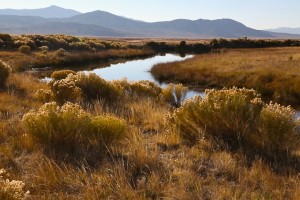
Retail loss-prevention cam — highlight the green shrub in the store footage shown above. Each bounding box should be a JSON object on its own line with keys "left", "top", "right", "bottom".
{"left": 22, "top": 102, "right": 127, "bottom": 159}
{"left": 75, "top": 72, "right": 121, "bottom": 102}
{"left": 18, "top": 45, "right": 31, "bottom": 54}
{"left": 171, "top": 87, "right": 300, "bottom": 159}
{"left": 50, "top": 70, "right": 76, "bottom": 80}
{"left": 0, "top": 61, "right": 12, "bottom": 88}
{"left": 161, "top": 83, "right": 188, "bottom": 107}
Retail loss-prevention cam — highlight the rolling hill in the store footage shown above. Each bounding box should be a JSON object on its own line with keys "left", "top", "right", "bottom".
{"left": 0, "top": 6, "right": 298, "bottom": 38}
{"left": 0, "top": 5, "right": 81, "bottom": 18}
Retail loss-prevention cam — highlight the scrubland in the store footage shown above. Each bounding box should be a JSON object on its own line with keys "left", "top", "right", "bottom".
{"left": 0, "top": 64, "right": 299, "bottom": 199}
{"left": 0, "top": 35, "right": 300, "bottom": 199}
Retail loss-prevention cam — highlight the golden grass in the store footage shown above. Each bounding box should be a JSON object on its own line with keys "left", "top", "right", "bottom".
{"left": 151, "top": 47, "right": 300, "bottom": 107}
{"left": 0, "top": 65, "right": 299, "bottom": 199}
{"left": 0, "top": 48, "right": 155, "bottom": 72}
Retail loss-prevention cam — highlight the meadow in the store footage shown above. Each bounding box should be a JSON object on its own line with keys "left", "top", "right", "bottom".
{"left": 152, "top": 47, "right": 300, "bottom": 107}
{"left": 0, "top": 34, "right": 299, "bottom": 199}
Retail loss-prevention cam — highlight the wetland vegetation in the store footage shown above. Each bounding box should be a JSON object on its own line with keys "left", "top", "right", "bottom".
{"left": 0, "top": 34, "right": 300, "bottom": 199}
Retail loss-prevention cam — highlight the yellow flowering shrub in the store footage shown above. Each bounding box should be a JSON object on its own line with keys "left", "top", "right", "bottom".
{"left": 49, "top": 76, "right": 82, "bottom": 104}
{"left": 112, "top": 79, "right": 161, "bottom": 98}
{"left": 258, "top": 103, "right": 300, "bottom": 155}
{"left": 74, "top": 72, "right": 121, "bottom": 102}
{"left": 0, "top": 169, "right": 30, "bottom": 200}
{"left": 50, "top": 70, "right": 76, "bottom": 80}
{"left": 171, "top": 87, "right": 300, "bottom": 158}
{"left": 22, "top": 102, "right": 127, "bottom": 159}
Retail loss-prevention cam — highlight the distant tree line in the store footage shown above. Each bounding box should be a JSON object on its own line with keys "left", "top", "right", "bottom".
{"left": 1, "top": 33, "right": 300, "bottom": 54}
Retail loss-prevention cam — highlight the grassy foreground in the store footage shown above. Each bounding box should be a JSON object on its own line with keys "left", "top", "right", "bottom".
{"left": 151, "top": 47, "right": 300, "bottom": 107}
{"left": 0, "top": 60, "right": 299, "bottom": 199}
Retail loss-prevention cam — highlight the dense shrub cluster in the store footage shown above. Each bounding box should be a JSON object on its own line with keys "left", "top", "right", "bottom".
{"left": 37, "top": 71, "right": 122, "bottom": 104}
{"left": 0, "top": 60, "right": 12, "bottom": 88}
{"left": 171, "top": 88, "right": 300, "bottom": 159}
{"left": 0, "top": 34, "right": 134, "bottom": 51}
{"left": 22, "top": 102, "right": 127, "bottom": 159}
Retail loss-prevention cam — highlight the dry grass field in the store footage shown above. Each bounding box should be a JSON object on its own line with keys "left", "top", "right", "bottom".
{"left": 152, "top": 47, "right": 300, "bottom": 107}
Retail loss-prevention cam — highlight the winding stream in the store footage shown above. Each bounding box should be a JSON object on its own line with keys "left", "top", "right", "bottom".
{"left": 84, "top": 54, "right": 205, "bottom": 99}
{"left": 41, "top": 53, "right": 300, "bottom": 117}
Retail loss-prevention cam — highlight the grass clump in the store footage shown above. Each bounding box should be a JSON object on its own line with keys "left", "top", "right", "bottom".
{"left": 22, "top": 102, "right": 127, "bottom": 161}
{"left": 161, "top": 83, "right": 188, "bottom": 107}
{"left": 171, "top": 87, "right": 300, "bottom": 160}
{"left": 0, "top": 61, "right": 12, "bottom": 89}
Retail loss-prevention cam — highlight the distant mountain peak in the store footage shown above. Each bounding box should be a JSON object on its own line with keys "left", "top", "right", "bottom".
{"left": 0, "top": 5, "right": 81, "bottom": 18}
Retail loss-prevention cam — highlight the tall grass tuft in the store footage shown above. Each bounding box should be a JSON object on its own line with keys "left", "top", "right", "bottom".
{"left": 22, "top": 102, "right": 127, "bottom": 161}
{"left": 161, "top": 83, "right": 188, "bottom": 107}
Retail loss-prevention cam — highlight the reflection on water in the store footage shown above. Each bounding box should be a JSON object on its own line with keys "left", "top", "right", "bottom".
{"left": 86, "top": 54, "right": 205, "bottom": 98}
{"left": 89, "top": 54, "right": 191, "bottom": 82}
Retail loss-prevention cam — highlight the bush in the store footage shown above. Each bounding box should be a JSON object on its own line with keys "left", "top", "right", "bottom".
{"left": 18, "top": 45, "right": 31, "bottom": 54}
{"left": 113, "top": 79, "right": 161, "bottom": 99}
{"left": 75, "top": 72, "right": 121, "bottom": 102}
{"left": 258, "top": 103, "right": 300, "bottom": 155}
{"left": 0, "top": 61, "right": 12, "bottom": 88}
{"left": 22, "top": 102, "right": 127, "bottom": 160}
{"left": 35, "top": 89, "right": 54, "bottom": 103}
{"left": 171, "top": 88, "right": 300, "bottom": 159}
{"left": 0, "top": 169, "right": 30, "bottom": 200}
{"left": 50, "top": 70, "right": 76, "bottom": 80}
{"left": 161, "top": 83, "right": 188, "bottom": 107}
{"left": 172, "top": 88, "right": 263, "bottom": 145}
{"left": 56, "top": 48, "right": 66, "bottom": 57}
{"left": 49, "top": 76, "right": 81, "bottom": 104}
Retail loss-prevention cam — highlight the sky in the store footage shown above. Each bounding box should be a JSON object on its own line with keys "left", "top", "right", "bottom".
{"left": 0, "top": 0, "right": 299, "bottom": 29}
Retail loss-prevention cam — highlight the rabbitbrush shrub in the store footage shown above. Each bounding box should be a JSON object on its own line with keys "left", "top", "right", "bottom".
{"left": 172, "top": 88, "right": 264, "bottom": 146}
{"left": 22, "top": 102, "right": 127, "bottom": 159}
{"left": 258, "top": 103, "right": 300, "bottom": 155}
{"left": 74, "top": 72, "right": 121, "bottom": 102}
{"left": 171, "top": 87, "right": 300, "bottom": 158}
{"left": 50, "top": 70, "right": 76, "bottom": 80}
{"left": 49, "top": 76, "right": 81, "bottom": 104}
{"left": 113, "top": 79, "right": 162, "bottom": 98}
{"left": 0, "top": 61, "right": 12, "bottom": 88}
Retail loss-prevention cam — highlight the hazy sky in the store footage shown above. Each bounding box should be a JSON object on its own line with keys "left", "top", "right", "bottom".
{"left": 1, "top": 0, "right": 299, "bottom": 29}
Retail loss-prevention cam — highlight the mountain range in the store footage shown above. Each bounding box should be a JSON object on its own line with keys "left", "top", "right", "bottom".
{"left": 0, "top": 5, "right": 299, "bottom": 38}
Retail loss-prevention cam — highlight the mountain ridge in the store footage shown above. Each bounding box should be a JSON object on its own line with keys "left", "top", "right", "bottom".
{"left": 0, "top": 6, "right": 299, "bottom": 38}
